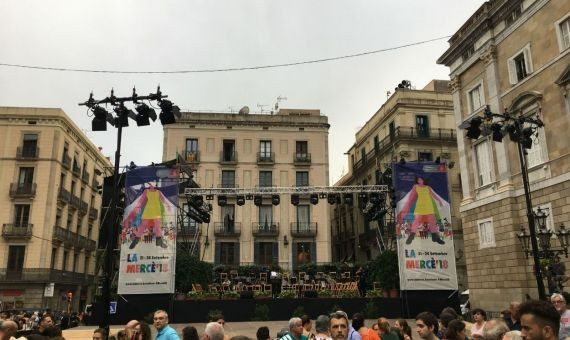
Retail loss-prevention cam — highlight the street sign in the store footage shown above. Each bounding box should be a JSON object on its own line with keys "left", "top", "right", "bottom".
{"left": 110, "top": 301, "right": 117, "bottom": 314}
{"left": 44, "top": 283, "right": 54, "bottom": 297}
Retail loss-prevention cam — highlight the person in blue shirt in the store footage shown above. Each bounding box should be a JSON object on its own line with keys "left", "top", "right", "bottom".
{"left": 154, "top": 310, "right": 180, "bottom": 340}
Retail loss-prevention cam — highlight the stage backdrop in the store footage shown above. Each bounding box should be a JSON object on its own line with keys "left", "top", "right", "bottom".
{"left": 394, "top": 163, "right": 458, "bottom": 290}
{"left": 118, "top": 166, "right": 179, "bottom": 294}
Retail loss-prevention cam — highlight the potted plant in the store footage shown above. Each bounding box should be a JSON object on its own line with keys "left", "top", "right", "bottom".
{"left": 369, "top": 250, "right": 400, "bottom": 297}
{"left": 338, "top": 290, "right": 359, "bottom": 298}
{"left": 223, "top": 291, "right": 240, "bottom": 300}
{"left": 254, "top": 291, "right": 271, "bottom": 299}
{"left": 278, "top": 290, "right": 297, "bottom": 299}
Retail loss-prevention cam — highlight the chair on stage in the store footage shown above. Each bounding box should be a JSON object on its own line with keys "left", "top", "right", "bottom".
{"left": 303, "top": 284, "right": 313, "bottom": 292}
{"left": 264, "top": 284, "right": 272, "bottom": 292}
{"left": 221, "top": 283, "right": 231, "bottom": 292}
{"left": 299, "top": 271, "right": 307, "bottom": 281}
{"left": 260, "top": 272, "right": 268, "bottom": 283}
{"left": 316, "top": 271, "right": 325, "bottom": 279}
{"left": 343, "top": 272, "right": 351, "bottom": 280}
{"left": 283, "top": 272, "right": 290, "bottom": 281}
{"left": 208, "top": 284, "right": 219, "bottom": 292}
{"left": 192, "top": 283, "right": 203, "bottom": 292}
{"left": 373, "top": 282, "right": 381, "bottom": 291}
{"left": 220, "top": 272, "right": 228, "bottom": 282}
{"left": 332, "top": 283, "right": 342, "bottom": 297}
{"left": 230, "top": 270, "right": 238, "bottom": 281}
{"left": 329, "top": 272, "right": 337, "bottom": 280}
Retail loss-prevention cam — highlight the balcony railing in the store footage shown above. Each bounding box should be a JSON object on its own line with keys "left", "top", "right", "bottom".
{"left": 89, "top": 207, "right": 98, "bottom": 220}
{"left": 70, "top": 195, "right": 81, "bottom": 210}
{"left": 213, "top": 222, "right": 241, "bottom": 237}
{"left": 219, "top": 181, "right": 236, "bottom": 188}
{"left": 79, "top": 200, "right": 89, "bottom": 215}
{"left": 9, "top": 183, "right": 36, "bottom": 198}
{"left": 81, "top": 170, "right": 90, "bottom": 184}
{"left": 257, "top": 152, "right": 275, "bottom": 165}
{"left": 294, "top": 153, "right": 311, "bottom": 165}
{"left": 53, "top": 226, "right": 75, "bottom": 246}
{"left": 72, "top": 164, "right": 81, "bottom": 177}
{"left": 252, "top": 222, "right": 279, "bottom": 237}
{"left": 62, "top": 153, "right": 71, "bottom": 170}
{"left": 2, "top": 224, "right": 33, "bottom": 239}
{"left": 85, "top": 239, "right": 97, "bottom": 252}
{"left": 178, "top": 226, "right": 200, "bottom": 238}
{"left": 290, "top": 222, "right": 318, "bottom": 237}
{"left": 220, "top": 151, "right": 238, "bottom": 164}
{"left": 58, "top": 188, "right": 70, "bottom": 205}
{"left": 184, "top": 150, "right": 200, "bottom": 163}
{"left": 16, "top": 146, "right": 39, "bottom": 159}
{"left": 0, "top": 268, "right": 93, "bottom": 284}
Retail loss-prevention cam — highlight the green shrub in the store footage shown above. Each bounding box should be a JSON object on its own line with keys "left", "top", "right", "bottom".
{"left": 202, "top": 291, "right": 220, "bottom": 300}
{"left": 279, "top": 290, "right": 297, "bottom": 299}
{"left": 318, "top": 290, "right": 334, "bottom": 298}
{"left": 366, "top": 290, "right": 384, "bottom": 298}
{"left": 176, "top": 250, "right": 213, "bottom": 293}
{"left": 223, "top": 291, "right": 240, "bottom": 300}
{"left": 338, "top": 290, "right": 359, "bottom": 298}
{"left": 252, "top": 304, "right": 270, "bottom": 321}
{"left": 254, "top": 291, "right": 271, "bottom": 299}
{"left": 186, "top": 291, "right": 203, "bottom": 300}
{"left": 292, "top": 306, "right": 305, "bottom": 317}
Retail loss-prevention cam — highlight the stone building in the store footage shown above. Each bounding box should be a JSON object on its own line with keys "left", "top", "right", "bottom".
{"left": 437, "top": 0, "right": 570, "bottom": 310}
{"left": 0, "top": 107, "right": 111, "bottom": 311}
{"left": 162, "top": 108, "right": 331, "bottom": 269}
{"left": 332, "top": 80, "right": 468, "bottom": 291}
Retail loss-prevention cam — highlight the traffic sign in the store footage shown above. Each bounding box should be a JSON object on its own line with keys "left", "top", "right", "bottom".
{"left": 110, "top": 301, "right": 117, "bottom": 314}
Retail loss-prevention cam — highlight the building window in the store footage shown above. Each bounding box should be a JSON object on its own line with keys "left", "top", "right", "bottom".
{"left": 22, "top": 134, "right": 38, "bottom": 157}
{"left": 255, "top": 242, "right": 277, "bottom": 266}
{"left": 477, "top": 218, "right": 496, "bottom": 249}
{"left": 508, "top": 44, "right": 533, "bottom": 85}
{"left": 221, "top": 170, "right": 235, "bottom": 188}
{"left": 259, "top": 205, "right": 273, "bottom": 227}
{"left": 505, "top": 4, "right": 522, "bottom": 26}
{"left": 259, "top": 171, "right": 272, "bottom": 187}
{"left": 474, "top": 140, "right": 492, "bottom": 187}
{"left": 73, "top": 253, "right": 79, "bottom": 272}
{"left": 525, "top": 124, "right": 546, "bottom": 169}
{"left": 297, "top": 205, "right": 310, "bottom": 226}
{"left": 468, "top": 84, "right": 484, "bottom": 112}
{"left": 221, "top": 205, "right": 235, "bottom": 230}
{"left": 222, "top": 140, "right": 236, "bottom": 161}
{"left": 62, "top": 250, "right": 69, "bottom": 271}
{"left": 181, "top": 204, "right": 199, "bottom": 232}
{"left": 373, "top": 136, "right": 379, "bottom": 154}
{"left": 416, "top": 115, "right": 429, "bottom": 137}
{"left": 56, "top": 209, "right": 62, "bottom": 227}
{"left": 296, "top": 171, "right": 309, "bottom": 187}
{"left": 294, "top": 242, "right": 314, "bottom": 267}
{"left": 418, "top": 152, "right": 433, "bottom": 162}
{"left": 77, "top": 215, "right": 83, "bottom": 234}
{"left": 13, "top": 205, "right": 30, "bottom": 226}
{"left": 556, "top": 15, "right": 570, "bottom": 51}
{"left": 7, "top": 246, "right": 25, "bottom": 273}
{"left": 67, "top": 212, "right": 73, "bottom": 230}
{"left": 217, "top": 242, "right": 238, "bottom": 265}
{"left": 18, "top": 167, "right": 34, "bottom": 187}
{"left": 296, "top": 141, "right": 308, "bottom": 158}
{"left": 462, "top": 45, "right": 475, "bottom": 61}
{"left": 360, "top": 148, "right": 366, "bottom": 162}
{"left": 84, "top": 255, "right": 90, "bottom": 274}
{"left": 185, "top": 138, "right": 198, "bottom": 161}
{"left": 260, "top": 140, "right": 272, "bottom": 159}
{"left": 389, "top": 121, "right": 396, "bottom": 140}
{"left": 50, "top": 248, "right": 57, "bottom": 269}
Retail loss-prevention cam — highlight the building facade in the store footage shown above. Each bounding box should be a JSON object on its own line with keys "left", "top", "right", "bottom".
{"left": 0, "top": 107, "right": 111, "bottom": 311}
{"left": 163, "top": 108, "right": 331, "bottom": 269}
{"left": 332, "top": 80, "right": 468, "bottom": 291}
{"left": 438, "top": 0, "right": 570, "bottom": 310}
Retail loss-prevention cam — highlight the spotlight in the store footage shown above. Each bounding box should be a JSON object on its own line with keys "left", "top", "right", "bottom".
{"left": 464, "top": 116, "right": 483, "bottom": 139}
{"left": 272, "top": 195, "right": 280, "bottom": 206}
{"left": 236, "top": 195, "right": 245, "bottom": 206}
{"left": 131, "top": 103, "right": 157, "bottom": 127}
{"left": 319, "top": 193, "right": 327, "bottom": 199}
{"left": 399, "top": 157, "right": 406, "bottom": 164}
{"left": 343, "top": 193, "right": 353, "bottom": 205}
{"left": 327, "top": 194, "right": 337, "bottom": 205}
{"left": 491, "top": 123, "right": 505, "bottom": 142}
{"left": 206, "top": 194, "right": 214, "bottom": 201}
{"left": 158, "top": 99, "right": 181, "bottom": 125}
{"left": 193, "top": 195, "right": 204, "bottom": 206}
{"left": 291, "top": 194, "right": 300, "bottom": 206}
{"left": 113, "top": 105, "right": 132, "bottom": 128}
{"left": 310, "top": 194, "right": 319, "bottom": 205}
{"left": 254, "top": 195, "right": 263, "bottom": 206}
{"left": 91, "top": 106, "right": 115, "bottom": 131}
{"left": 246, "top": 194, "right": 253, "bottom": 201}
{"left": 218, "top": 195, "right": 227, "bottom": 206}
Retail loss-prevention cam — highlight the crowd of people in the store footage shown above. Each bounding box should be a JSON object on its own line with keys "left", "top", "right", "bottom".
{"left": 2, "top": 296, "right": 570, "bottom": 340}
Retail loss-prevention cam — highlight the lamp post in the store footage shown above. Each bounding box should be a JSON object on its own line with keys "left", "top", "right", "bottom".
{"left": 79, "top": 87, "right": 180, "bottom": 334}
{"left": 460, "top": 106, "right": 549, "bottom": 299}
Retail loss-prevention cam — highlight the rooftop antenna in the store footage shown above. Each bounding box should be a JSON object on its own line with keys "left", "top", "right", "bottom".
{"left": 386, "top": 91, "right": 391, "bottom": 99}
{"left": 274, "top": 96, "right": 288, "bottom": 111}
{"left": 257, "top": 104, "right": 268, "bottom": 114}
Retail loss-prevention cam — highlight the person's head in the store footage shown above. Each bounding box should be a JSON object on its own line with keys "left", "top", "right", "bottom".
{"left": 153, "top": 310, "right": 169, "bottom": 331}
{"left": 510, "top": 302, "right": 521, "bottom": 321}
{"left": 519, "top": 300, "right": 560, "bottom": 340}
{"left": 204, "top": 322, "right": 225, "bottom": 340}
{"left": 42, "top": 326, "right": 62, "bottom": 337}
{"left": 315, "top": 315, "right": 330, "bottom": 335}
{"left": 441, "top": 307, "right": 458, "bottom": 319}
{"left": 444, "top": 320, "right": 465, "bottom": 340}
{"left": 93, "top": 328, "right": 108, "bottom": 340}
{"left": 394, "top": 319, "right": 410, "bottom": 334}
{"left": 415, "top": 177, "right": 426, "bottom": 185}
{"left": 39, "top": 315, "right": 53, "bottom": 330}
{"left": 301, "top": 315, "right": 312, "bottom": 332}
{"left": 183, "top": 326, "right": 199, "bottom": 340}
{"left": 256, "top": 326, "right": 270, "bottom": 340}
{"left": 351, "top": 313, "right": 364, "bottom": 331}
{"left": 289, "top": 317, "right": 304, "bottom": 337}
{"left": 482, "top": 319, "right": 509, "bottom": 340}
{"left": 126, "top": 319, "right": 139, "bottom": 330}
{"left": 137, "top": 321, "right": 152, "bottom": 340}
{"left": 550, "top": 293, "right": 567, "bottom": 314}
{"left": 472, "top": 308, "right": 488, "bottom": 322}
{"left": 117, "top": 330, "right": 128, "bottom": 340}
{"left": 377, "top": 318, "right": 391, "bottom": 335}
{"left": 439, "top": 312, "right": 456, "bottom": 330}
{"left": 415, "top": 312, "right": 438, "bottom": 339}
{"left": 503, "top": 331, "right": 523, "bottom": 340}
{"left": 372, "top": 324, "right": 379, "bottom": 332}
{"left": 329, "top": 311, "right": 349, "bottom": 340}
{"left": 0, "top": 320, "right": 18, "bottom": 339}
{"left": 230, "top": 337, "right": 252, "bottom": 340}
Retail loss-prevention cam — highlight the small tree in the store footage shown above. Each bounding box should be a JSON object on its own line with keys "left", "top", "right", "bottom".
{"left": 175, "top": 249, "right": 213, "bottom": 293}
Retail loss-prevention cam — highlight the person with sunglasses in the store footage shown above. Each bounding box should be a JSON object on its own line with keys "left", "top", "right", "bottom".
{"left": 550, "top": 293, "right": 570, "bottom": 340}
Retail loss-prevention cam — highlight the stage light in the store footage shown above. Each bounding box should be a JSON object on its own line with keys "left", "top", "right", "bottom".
{"left": 464, "top": 116, "right": 483, "bottom": 139}
{"left": 218, "top": 195, "right": 227, "bottom": 206}
{"left": 343, "top": 193, "right": 353, "bottom": 205}
{"left": 113, "top": 105, "right": 132, "bottom": 128}
{"left": 246, "top": 194, "right": 253, "bottom": 200}
{"left": 194, "top": 195, "right": 203, "bottom": 206}
{"left": 159, "top": 99, "right": 181, "bottom": 125}
{"left": 236, "top": 195, "right": 245, "bottom": 206}
{"left": 91, "top": 106, "right": 115, "bottom": 131}
{"left": 291, "top": 194, "right": 300, "bottom": 206}
{"left": 254, "top": 195, "right": 263, "bottom": 206}
{"left": 130, "top": 103, "right": 157, "bottom": 127}
{"left": 369, "top": 192, "right": 380, "bottom": 205}
{"left": 358, "top": 192, "right": 368, "bottom": 209}
{"left": 272, "top": 195, "right": 280, "bottom": 206}
{"left": 491, "top": 123, "right": 505, "bottom": 142}
{"left": 310, "top": 194, "right": 319, "bottom": 205}
{"left": 319, "top": 193, "right": 327, "bottom": 199}
{"left": 327, "top": 194, "right": 337, "bottom": 205}
{"left": 206, "top": 194, "right": 214, "bottom": 201}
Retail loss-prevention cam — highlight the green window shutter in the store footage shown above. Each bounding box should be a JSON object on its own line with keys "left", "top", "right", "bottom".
{"left": 234, "top": 242, "right": 240, "bottom": 266}
{"left": 272, "top": 242, "right": 279, "bottom": 266}
{"left": 310, "top": 242, "right": 317, "bottom": 264}
{"left": 254, "top": 242, "right": 260, "bottom": 265}
{"left": 215, "top": 242, "right": 221, "bottom": 265}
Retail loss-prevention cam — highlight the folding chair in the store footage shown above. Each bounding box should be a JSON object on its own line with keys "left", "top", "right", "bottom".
{"left": 264, "top": 284, "right": 272, "bottom": 292}
{"left": 220, "top": 272, "right": 228, "bottom": 282}
{"left": 260, "top": 272, "right": 268, "bottom": 283}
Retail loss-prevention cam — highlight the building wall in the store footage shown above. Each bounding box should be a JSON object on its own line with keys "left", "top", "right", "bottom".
{"left": 0, "top": 107, "right": 111, "bottom": 310}
{"left": 163, "top": 109, "right": 331, "bottom": 269}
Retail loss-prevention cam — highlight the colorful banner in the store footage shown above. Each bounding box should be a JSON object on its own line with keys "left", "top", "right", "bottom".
{"left": 394, "top": 163, "right": 458, "bottom": 290}
{"left": 118, "top": 166, "right": 179, "bottom": 294}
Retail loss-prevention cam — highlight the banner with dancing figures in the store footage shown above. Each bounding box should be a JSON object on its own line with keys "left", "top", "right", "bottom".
{"left": 118, "top": 166, "right": 179, "bottom": 294}
{"left": 394, "top": 163, "right": 458, "bottom": 290}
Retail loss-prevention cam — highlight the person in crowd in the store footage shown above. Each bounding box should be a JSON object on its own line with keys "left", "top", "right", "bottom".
{"left": 0, "top": 320, "right": 18, "bottom": 340}
{"left": 329, "top": 311, "right": 349, "bottom": 340}
{"left": 347, "top": 314, "right": 362, "bottom": 340}
{"left": 481, "top": 319, "right": 509, "bottom": 340}
{"left": 135, "top": 322, "right": 152, "bottom": 340}
{"left": 506, "top": 302, "right": 522, "bottom": 331}
{"left": 116, "top": 330, "right": 128, "bottom": 340}
{"left": 415, "top": 312, "right": 439, "bottom": 340}
{"left": 377, "top": 318, "right": 398, "bottom": 340}
{"left": 302, "top": 315, "right": 315, "bottom": 339}
{"left": 352, "top": 313, "right": 378, "bottom": 340}
{"left": 183, "top": 326, "right": 199, "bottom": 340}
{"left": 125, "top": 320, "right": 140, "bottom": 340}
{"left": 204, "top": 322, "right": 225, "bottom": 340}
{"left": 438, "top": 312, "right": 457, "bottom": 339}
{"left": 277, "top": 328, "right": 290, "bottom": 339}
{"left": 550, "top": 293, "right": 570, "bottom": 340}
{"left": 37, "top": 315, "right": 53, "bottom": 335}
{"left": 256, "top": 326, "right": 270, "bottom": 340}
{"left": 42, "top": 326, "right": 63, "bottom": 338}
{"left": 229, "top": 337, "right": 252, "bottom": 340}
{"left": 281, "top": 317, "right": 307, "bottom": 340}
{"left": 393, "top": 320, "right": 411, "bottom": 340}
{"left": 153, "top": 310, "right": 179, "bottom": 340}
{"left": 503, "top": 331, "right": 522, "bottom": 340}
{"left": 93, "top": 328, "right": 107, "bottom": 340}
{"left": 471, "top": 309, "right": 488, "bottom": 339}
{"left": 444, "top": 320, "right": 466, "bottom": 340}
{"left": 519, "top": 300, "right": 560, "bottom": 340}
{"left": 314, "top": 315, "right": 332, "bottom": 340}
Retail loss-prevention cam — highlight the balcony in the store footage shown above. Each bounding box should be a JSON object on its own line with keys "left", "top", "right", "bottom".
{"left": 220, "top": 151, "right": 238, "bottom": 165}
{"left": 72, "top": 164, "right": 81, "bottom": 177}
{"left": 76, "top": 235, "right": 88, "bottom": 249}
{"left": 293, "top": 153, "right": 311, "bottom": 166}
{"left": 85, "top": 239, "right": 97, "bottom": 252}
{"left": 178, "top": 226, "right": 201, "bottom": 238}
{"left": 70, "top": 195, "right": 81, "bottom": 210}
{"left": 9, "top": 183, "right": 36, "bottom": 198}
{"left": 256, "top": 152, "right": 275, "bottom": 165}
{"left": 0, "top": 268, "right": 92, "bottom": 284}
{"left": 184, "top": 150, "right": 200, "bottom": 163}
{"left": 53, "top": 226, "right": 75, "bottom": 247}
{"left": 57, "top": 188, "right": 70, "bottom": 205}
{"left": 290, "top": 222, "right": 318, "bottom": 237}
{"left": 89, "top": 207, "right": 98, "bottom": 220}
{"left": 252, "top": 222, "right": 279, "bottom": 237}
{"left": 16, "top": 146, "right": 39, "bottom": 160}
{"left": 214, "top": 222, "right": 241, "bottom": 237}
{"left": 2, "top": 224, "right": 33, "bottom": 239}
{"left": 81, "top": 170, "right": 90, "bottom": 184}
{"left": 62, "top": 153, "right": 71, "bottom": 170}
{"left": 79, "top": 200, "right": 89, "bottom": 215}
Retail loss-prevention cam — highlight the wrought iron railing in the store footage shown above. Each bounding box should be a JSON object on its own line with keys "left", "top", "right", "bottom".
{"left": 252, "top": 222, "right": 279, "bottom": 236}
{"left": 2, "top": 224, "right": 33, "bottom": 238}
{"left": 9, "top": 183, "right": 36, "bottom": 198}
{"left": 290, "top": 222, "right": 318, "bottom": 237}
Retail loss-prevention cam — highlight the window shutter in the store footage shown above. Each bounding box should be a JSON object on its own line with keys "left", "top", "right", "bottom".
{"left": 215, "top": 242, "right": 221, "bottom": 265}
{"left": 254, "top": 242, "right": 260, "bottom": 265}
{"left": 523, "top": 46, "right": 533, "bottom": 73}
{"left": 310, "top": 243, "right": 317, "bottom": 264}
{"left": 508, "top": 59, "right": 518, "bottom": 85}
{"left": 272, "top": 242, "right": 279, "bottom": 266}
{"left": 234, "top": 242, "right": 240, "bottom": 266}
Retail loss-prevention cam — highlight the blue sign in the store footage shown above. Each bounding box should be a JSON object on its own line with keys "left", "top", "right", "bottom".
{"left": 110, "top": 301, "right": 117, "bottom": 314}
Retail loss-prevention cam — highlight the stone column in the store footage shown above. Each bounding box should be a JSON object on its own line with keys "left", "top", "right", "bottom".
{"left": 450, "top": 76, "right": 473, "bottom": 204}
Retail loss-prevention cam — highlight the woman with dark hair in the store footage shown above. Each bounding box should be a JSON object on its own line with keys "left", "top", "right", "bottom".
{"left": 135, "top": 321, "right": 152, "bottom": 340}
{"left": 182, "top": 326, "right": 199, "bottom": 340}
{"left": 470, "top": 308, "right": 487, "bottom": 339}
{"left": 444, "top": 320, "right": 466, "bottom": 340}
{"left": 301, "top": 315, "right": 315, "bottom": 339}
{"left": 393, "top": 319, "right": 411, "bottom": 340}
{"left": 353, "top": 313, "right": 380, "bottom": 340}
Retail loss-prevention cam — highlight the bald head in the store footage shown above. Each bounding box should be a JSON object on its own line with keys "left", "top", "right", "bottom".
{"left": 0, "top": 320, "right": 18, "bottom": 338}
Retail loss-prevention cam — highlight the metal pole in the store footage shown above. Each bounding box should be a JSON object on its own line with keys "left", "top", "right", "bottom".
{"left": 516, "top": 128, "right": 546, "bottom": 300}
{"left": 99, "top": 119, "right": 123, "bottom": 333}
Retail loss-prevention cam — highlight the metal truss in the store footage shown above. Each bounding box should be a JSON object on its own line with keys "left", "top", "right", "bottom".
{"left": 184, "top": 185, "right": 388, "bottom": 196}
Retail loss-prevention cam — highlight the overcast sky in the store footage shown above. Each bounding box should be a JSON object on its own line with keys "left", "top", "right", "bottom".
{"left": 0, "top": 0, "right": 485, "bottom": 184}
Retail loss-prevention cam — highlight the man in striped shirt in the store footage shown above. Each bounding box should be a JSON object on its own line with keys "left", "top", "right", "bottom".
{"left": 281, "top": 317, "right": 308, "bottom": 340}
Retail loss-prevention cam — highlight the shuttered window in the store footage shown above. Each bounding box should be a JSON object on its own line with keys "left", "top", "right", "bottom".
{"left": 478, "top": 218, "right": 495, "bottom": 249}
{"left": 475, "top": 140, "right": 492, "bottom": 186}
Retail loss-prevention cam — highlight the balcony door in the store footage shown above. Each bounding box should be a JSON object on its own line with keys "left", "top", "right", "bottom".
{"left": 18, "top": 167, "right": 34, "bottom": 187}
{"left": 259, "top": 205, "right": 273, "bottom": 230}
{"left": 7, "top": 246, "right": 25, "bottom": 276}
{"left": 297, "top": 205, "right": 310, "bottom": 232}
{"left": 416, "top": 115, "right": 429, "bottom": 138}
{"left": 13, "top": 205, "right": 30, "bottom": 227}
{"left": 221, "top": 205, "right": 235, "bottom": 231}
{"left": 296, "top": 141, "right": 308, "bottom": 158}
{"left": 223, "top": 140, "right": 235, "bottom": 161}
{"left": 260, "top": 140, "right": 271, "bottom": 159}
{"left": 22, "top": 134, "right": 38, "bottom": 157}
{"left": 186, "top": 138, "right": 198, "bottom": 161}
